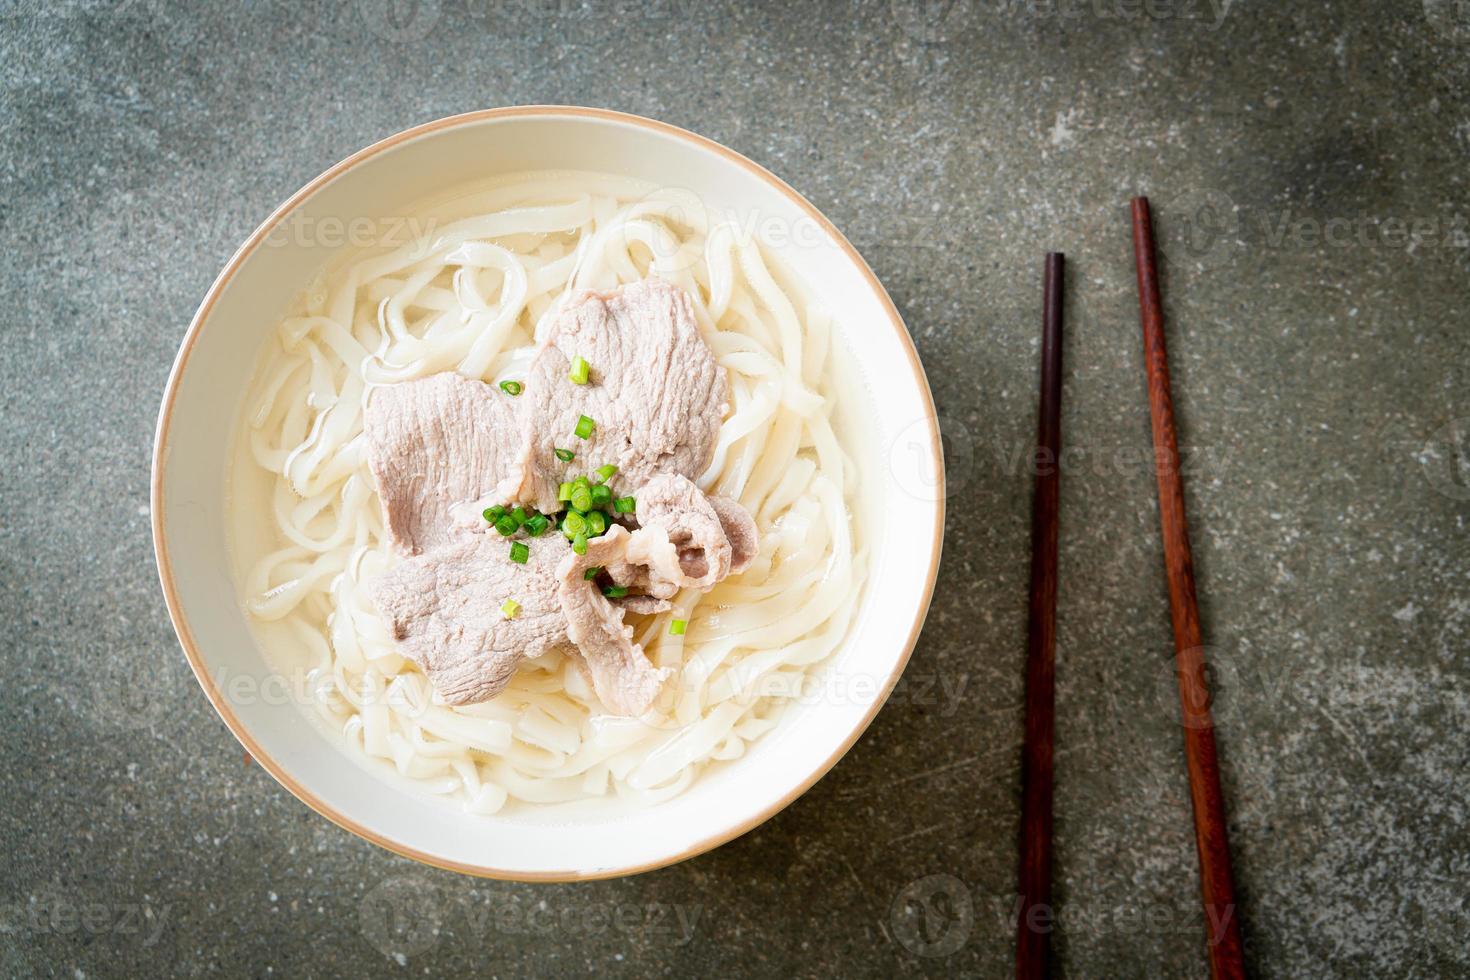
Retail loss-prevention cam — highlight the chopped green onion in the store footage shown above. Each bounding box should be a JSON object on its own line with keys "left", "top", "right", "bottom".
{"left": 614, "top": 496, "right": 636, "bottom": 514}
{"left": 570, "top": 485, "right": 594, "bottom": 513}
{"left": 500, "top": 599, "right": 520, "bottom": 619}
{"left": 483, "top": 504, "right": 505, "bottom": 522}
{"left": 558, "top": 482, "right": 574, "bottom": 502}
{"left": 562, "top": 511, "right": 588, "bottom": 536}
{"left": 574, "top": 415, "right": 595, "bottom": 440}
{"left": 592, "top": 464, "right": 618, "bottom": 484}
{"left": 524, "top": 514, "right": 550, "bottom": 537}
{"left": 590, "top": 484, "right": 612, "bottom": 508}
{"left": 572, "top": 532, "right": 588, "bottom": 556}
{"left": 602, "top": 585, "right": 630, "bottom": 598}
{"left": 572, "top": 475, "right": 591, "bottom": 490}
{"left": 494, "top": 514, "right": 518, "bottom": 537}
{"left": 554, "top": 448, "right": 575, "bottom": 463}
{"left": 511, "top": 506, "right": 529, "bottom": 526}
{"left": 586, "top": 510, "right": 608, "bottom": 536}
{"left": 509, "top": 541, "right": 529, "bottom": 564}
{"left": 669, "top": 619, "right": 688, "bottom": 636}
{"left": 569, "top": 355, "right": 591, "bottom": 385}
{"left": 583, "top": 566, "right": 602, "bottom": 581}
{"left": 498, "top": 380, "right": 523, "bottom": 397}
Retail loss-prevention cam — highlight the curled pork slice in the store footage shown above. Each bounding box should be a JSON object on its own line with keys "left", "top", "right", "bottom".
{"left": 364, "top": 372, "right": 520, "bottom": 555}
{"left": 556, "top": 526, "right": 674, "bottom": 716}
{"left": 612, "top": 594, "right": 672, "bottom": 616}
{"left": 607, "top": 474, "right": 759, "bottom": 596}
{"left": 374, "top": 531, "right": 571, "bottom": 706}
{"left": 708, "top": 495, "right": 759, "bottom": 575}
{"left": 499, "top": 279, "right": 726, "bottom": 513}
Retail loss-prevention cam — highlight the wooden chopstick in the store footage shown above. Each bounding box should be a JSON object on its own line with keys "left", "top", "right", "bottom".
{"left": 1017, "top": 252, "right": 1064, "bottom": 980}
{"left": 1129, "top": 197, "right": 1246, "bottom": 980}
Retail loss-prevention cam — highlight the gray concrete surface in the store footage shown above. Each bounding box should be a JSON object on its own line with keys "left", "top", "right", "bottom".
{"left": 3, "top": 0, "right": 1469, "bottom": 976}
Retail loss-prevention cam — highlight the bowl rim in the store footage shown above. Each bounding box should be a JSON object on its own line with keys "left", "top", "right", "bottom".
{"left": 151, "top": 105, "right": 945, "bottom": 881}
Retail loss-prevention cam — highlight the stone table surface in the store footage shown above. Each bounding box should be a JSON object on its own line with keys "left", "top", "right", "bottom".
{"left": 3, "top": 1, "right": 1468, "bottom": 977}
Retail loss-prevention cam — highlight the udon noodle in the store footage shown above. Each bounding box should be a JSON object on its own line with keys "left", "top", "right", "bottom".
{"left": 235, "top": 172, "right": 866, "bottom": 812}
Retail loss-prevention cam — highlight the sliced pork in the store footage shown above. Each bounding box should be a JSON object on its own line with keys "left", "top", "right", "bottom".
{"left": 497, "top": 279, "right": 726, "bottom": 513}
{"left": 364, "top": 372, "right": 521, "bottom": 555}
{"left": 374, "top": 531, "right": 572, "bottom": 705}
{"left": 366, "top": 280, "right": 758, "bottom": 716}
{"left": 556, "top": 527, "right": 674, "bottom": 716}
{"left": 612, "top": 594, "right": 672, "bottom": 616}
{"left": 607, "top": 474, "right": 759, "bottom": 596}
{"left": 709, "top": 495, "right": 759, "bottom": 575}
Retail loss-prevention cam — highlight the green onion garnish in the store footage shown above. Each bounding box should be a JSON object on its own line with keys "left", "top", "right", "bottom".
{"left": 524, "top": 514, "right": 550, "bottom": 537}
{"left": 483, "top": 504, "right": 505, "bottom": 522}
{"left": 511, "top": 506, "right": 529, "bottom": 527}
{"left": 501, "top": 599, "right": 520, "bottom": 619}
{"left": 554, "top": 448, "right": 575, "bottom": 463}
{"left": 494, "top": 514, "right": 518, "bottom": 537}
{"left": 572, "top": 475, "right": 591, "bottom": 489}
{"left": 558, "top": 482, "right": 574, "bottom": 502}
{"left": 586, "top": 510, "right": 607, "bottom": 536}
{"left": 592, "top": 464, "right": 617, "bottom": 484}
{"left": 574, "top": 415, "right": 595, "bottom": 440}
{"left": 602, "top": 585, "right": 629, "bottom": 598}
{"left": 669, "top": 619, "right": 687, "bottom": 636}
{"left": 498, "top": 380, "right": 523, "bottom": 397}
{"left": 590, "top": 484, "right": 612, "bottom": 508}
{"left": 509, "top": 541, "right": 529, "bottom": 564}
{"left": 614, "top": 496, "right": 636, "bottom": 514}
{"left": 570, "top": 485, "right": 594, "bottom": 513}
{"left": 562, "top": 511, "right": 588, "bottom": 537}
{"left": 569, "top": 355, "right": 591, "bottom": 385}
{"left": 583, "top": 566, "right": 602, "bottom": 581}
{"left": 572, "top": 532, "right": 588, "bottom": 556}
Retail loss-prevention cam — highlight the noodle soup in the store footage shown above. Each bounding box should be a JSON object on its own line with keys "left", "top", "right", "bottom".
{"left": 231, "top": 172, "right": 868, "bottom": 814}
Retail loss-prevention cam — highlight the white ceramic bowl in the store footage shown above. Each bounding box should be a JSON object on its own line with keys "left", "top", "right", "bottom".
{"left": 153, "top": 107, "right": 943, "bottom": 880}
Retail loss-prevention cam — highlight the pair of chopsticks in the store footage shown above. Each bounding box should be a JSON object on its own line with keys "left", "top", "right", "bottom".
{"left": 1015, "top": 200, "right": 1245, "bottom": 979}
